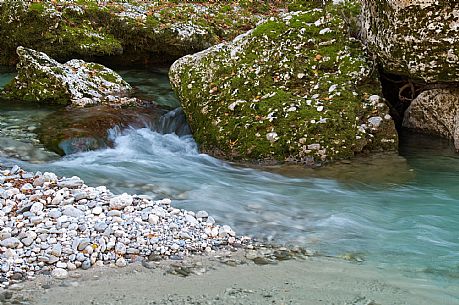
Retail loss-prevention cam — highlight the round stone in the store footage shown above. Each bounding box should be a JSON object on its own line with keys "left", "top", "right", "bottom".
{"left": 115, "top": 257, "right": 127, "bottom": 267}
{"left": 92, "top": 206, "right": 103, "bottom": 215}
{"left": 51, "top": 268, "right": 68, "bottom": 279}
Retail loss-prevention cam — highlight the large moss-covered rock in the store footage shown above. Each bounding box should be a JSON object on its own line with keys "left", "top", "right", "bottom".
{"left": 361, "top": 0, "right": 459, "bottom": 82}
{"left": 0, "top": 0, "right": 123, "bottom": 65}
{"left": 170, "top": 5, "right": 398, "bottom": 165}
{"left": 1, "top": 47, "right": 131, "bottom": 106}
{"left": 0, "top": 0, "right": 287, "bottom": 65}
{"left": 403, "top": 88, "right": 459, "bottom": 151}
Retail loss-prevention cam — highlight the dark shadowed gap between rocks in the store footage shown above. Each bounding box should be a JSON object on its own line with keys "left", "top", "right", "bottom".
{"left": 379, "top": 67, "right": 459, "bottom": 132}
{"left": 379, "top": 69, "right": 413, "bottom": 130}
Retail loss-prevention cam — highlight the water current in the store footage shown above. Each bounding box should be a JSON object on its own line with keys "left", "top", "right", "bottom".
{"left": 1, "top": 68, "right": 458, "bottom": 300}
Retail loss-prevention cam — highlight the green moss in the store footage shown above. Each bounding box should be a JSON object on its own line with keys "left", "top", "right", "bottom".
{"left": 28, "top": 2, "right": 46, "bottom": 14}
{"left": 288, "top": 0, "right": 325, "bottom": 11}
{"left": 100, "top": 71, "right": 119, "bottom": 83}
{"left": 171, "top": 2, "right": 397, "bottom": 164}
{"left": 60, "top": 24, "right": 123, "bottom": 57}
{"left": 3, "top": 76, "right": 70, "bottom": 105}
{"left": 252, "top": 20, "right": 288, "bottom": 39}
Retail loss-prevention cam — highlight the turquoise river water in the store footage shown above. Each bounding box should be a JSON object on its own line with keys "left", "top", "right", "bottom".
{"left": 1, "top": 68, "right": 458, "bottom": 302}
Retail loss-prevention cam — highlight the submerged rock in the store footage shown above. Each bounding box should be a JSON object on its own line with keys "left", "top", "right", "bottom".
{"left": 170, "top": 4, "right": 398, "bottom": 165}
{"left": 361, "top": 0, "right": 459, "bottom": 82}
{"left": 37, "top": 105, "right": 165, "bottom": 155}
{"left": 403, "top": 88, "right": 459, "bottom": 151}
{"left": 1, "top": 47, "right": 132, "bottom": 106}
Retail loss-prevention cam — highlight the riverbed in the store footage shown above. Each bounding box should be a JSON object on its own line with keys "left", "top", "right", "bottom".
{"left": 1, "top": 68, "right": 458, "bottom": 302}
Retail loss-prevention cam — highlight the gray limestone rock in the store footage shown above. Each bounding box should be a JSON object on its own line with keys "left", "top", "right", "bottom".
{"left": 361, "top": 0, "right": 459, "bottom": 82}
{"left": 403, "top": 88, "right": 459, "bottom": 150}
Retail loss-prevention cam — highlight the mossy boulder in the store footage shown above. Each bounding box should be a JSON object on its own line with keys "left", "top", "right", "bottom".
{"left": 0, "top": 0, "right": 122, "bottom": 65}
{"left": 170, "top": 4, "right": 398, "bottom": 165}
{"left": 1, "top": 47, "right": 132, "bottom": 106}
{"left": 361, "top": 0, "right": 459, "bottom": 82}
{"left": 0, "top": 0, "right": 287, "bottom": 66}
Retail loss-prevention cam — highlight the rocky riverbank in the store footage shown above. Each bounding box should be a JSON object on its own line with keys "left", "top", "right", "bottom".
{"left": 0, "top": 164, "right": 251, "bottom": 288}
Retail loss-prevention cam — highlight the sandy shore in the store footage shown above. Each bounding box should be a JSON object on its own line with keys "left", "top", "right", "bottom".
{"left": 6, "top": 251, "right": 457, "bottom": 305}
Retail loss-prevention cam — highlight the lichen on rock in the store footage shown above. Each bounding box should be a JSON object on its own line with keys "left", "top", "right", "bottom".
{"left": 361, "top": 0, "right": 459, "bottom": 82}
{"left": 170, "top": 2, "right": 398, "bottom": 165}
{"left": 1, "top": 46, "right": 132, "bottom": 106}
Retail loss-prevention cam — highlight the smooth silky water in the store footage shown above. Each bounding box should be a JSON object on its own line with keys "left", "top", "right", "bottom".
{"left": 1, "top": 69, "right": 458, "bottom": 301}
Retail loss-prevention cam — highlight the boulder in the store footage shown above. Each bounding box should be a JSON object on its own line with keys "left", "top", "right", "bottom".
{"left": 403, "top": 88, "right": 459, "bottom": 150}
{"left": 361, "top": 0, "right": 459, "bottom": 82}
{"left": 37, "top": 105, "right": 165, "bottom": 155}
{"left": 0, "top": 0, "right": 122, "bottom": 65}
{"left": 0, "top": 0, "right": 284, "bottom": 66}
{"left": 1, "top": 47, "right": 132, "bottom": 106}
{"left": 170, "top": 4, "right": 398, "bottom": 165}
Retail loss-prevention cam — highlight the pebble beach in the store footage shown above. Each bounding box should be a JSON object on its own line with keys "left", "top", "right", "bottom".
{"left": 0, "top": 164, "right": 248, "bottom": 288}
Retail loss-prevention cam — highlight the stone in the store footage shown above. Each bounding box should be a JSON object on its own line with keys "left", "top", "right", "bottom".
{"left": 94, "top": 222, "right": 108, "bottom": 233}
{"left": 221, "top": 225, "right": 235, "bottom": 237}
{"left": 63, "top": 206, "right": 85, "bottom": 219}
{"left": 51, "top": 194, "right": 64, "bottom": 206}
{"left": 170, "top": 4, "right": 398, "bottom": 165}
{"left": 47, "top": 255, "right": 59, "bottom": 264}
{"left": 185, "top": 214, "right": 198, "bottom": 226}
{"left": 51, "top": 268, "right": 68, "bottom": 279}
{"left": 30, "top": 202, "right": 44, "bottom": 214}
{"left": 196, "top": 211, "right": 208, "bottom": 219}
{"left": 92, "top": 206, "right": 103, "bottom": 215}
{"left": 51, "top": 244, "right": 62, "bottom": 257}
{"left": 67, "top": 262, "right": 77, "bottom": 271}
{"left": 72, "top": 190, "right": 88, "bottom": 201}
{"left": 115, "top": 242, "right": 127, "bottom": 255}
{"left": 148, "top": 214, "right": 159, "bottom": 225}
{"left": 109, "top": 193, "right": 133, "bottom": 210}
{"left": 77, "top": 239, "right": 91, "bottom": 251}
{"left": 20, "top": 237, "right": 34, "bottom": 247}
{"left": 48, "top": 209, "right": 62, "bottom": 219}
{"left": 20, "top": 183, "right": 33, "bottom": 192}
{"left": 58, "top": 176, "right": 84, "bottom": 188}
{"left": 361, "top": 0, "right": 459, "bottom": 82}
{"left": 33, "top": 177, "right": 45, "bottom": 187}
{"left": 115, "top": 257, "right": 127, "bottom": 267}
{"left": 403, "top": 88, "right": 459, "bottom": 150}
{"left": 81, "top": 260, "right": 91, "bottom": 270}
{"left": 56, "top": 262, "right": 67, "bottom": 269}
{"left": 1, "top": 47, "right": 132, "bottom": 106}
{"left": 0, "top": 237, "right": 21, "bottom": 248}
{"left": 43, "top": 172, "right": 58, "bottom": 182}
{"left": 107, "top": 210, "right": 122, "bottom": 217}
{"left": 10, "top": 165, "right": 20, "bottom": 174}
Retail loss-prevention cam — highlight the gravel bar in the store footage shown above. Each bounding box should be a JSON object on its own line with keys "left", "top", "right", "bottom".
{"left": 0, "top": 164, "right": 249, "bottom": 287}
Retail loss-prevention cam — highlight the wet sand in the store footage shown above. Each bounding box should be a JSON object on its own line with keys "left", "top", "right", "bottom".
{"left": 12, "top": 253, "right": 459, "bottom": 305}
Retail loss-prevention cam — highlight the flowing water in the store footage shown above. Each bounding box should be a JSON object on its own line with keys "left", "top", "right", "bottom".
{"left": 1, "top": 69, "right": 459, "bottom": 300}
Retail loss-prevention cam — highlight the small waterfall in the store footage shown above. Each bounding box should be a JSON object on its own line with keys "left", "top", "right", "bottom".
{"left": 154, "top": 107, "right": 191, "bottom": 136}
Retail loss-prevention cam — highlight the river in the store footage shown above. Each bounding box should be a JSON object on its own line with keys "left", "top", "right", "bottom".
{"left": 1, "top": 68, "right": 458, "bottom": 301}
